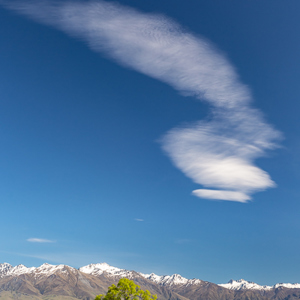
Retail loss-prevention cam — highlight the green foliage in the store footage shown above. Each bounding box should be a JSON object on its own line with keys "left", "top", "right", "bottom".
{"left": 95, "top": 278, "right": 157, "bottom": 300}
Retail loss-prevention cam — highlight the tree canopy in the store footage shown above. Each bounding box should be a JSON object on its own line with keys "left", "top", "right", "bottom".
{"left": 95, "top": 278, "right": 157, "bottom": 300}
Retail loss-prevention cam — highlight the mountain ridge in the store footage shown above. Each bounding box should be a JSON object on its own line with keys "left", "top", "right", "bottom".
{"left": 1, "top": 262, "right": 300, "bottom": 300}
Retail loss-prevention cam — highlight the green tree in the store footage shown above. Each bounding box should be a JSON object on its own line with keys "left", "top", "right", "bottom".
{"left": 95, "top": 278, "right": 157, "bottom": 300}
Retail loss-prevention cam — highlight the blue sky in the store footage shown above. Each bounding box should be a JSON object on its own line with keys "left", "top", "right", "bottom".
{"left": 1, "top": 0, "right": 300, "bottom": 286}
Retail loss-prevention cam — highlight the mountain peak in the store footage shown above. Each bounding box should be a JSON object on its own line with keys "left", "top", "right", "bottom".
{"left": 80, "top": 262, "right": 137, "bottom": 279}
{"left": 219, "top": 279, "right": 273, "bottom": 291}
{"left": 0, "top": 263, "right": 13, "bottom": 277}
{"left": 0, "top": 262, "right": 12, "bottom": 269}
{"left": 140, "top": 272, "right": 202, "bottom": 286}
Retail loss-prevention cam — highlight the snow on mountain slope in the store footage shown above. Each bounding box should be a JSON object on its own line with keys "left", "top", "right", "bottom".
{"left": 141, "top": 273, "right": 202, "bottom": 286}
{"left": 0, "top": 263, "right": 13, "bottom": 277}
{"left": 0, "top": 262, "right": 76, "bottom": 278}
{"left": 79, "top": 263, "right": 135, "bottom": 279}
{"left": 274, "top": 283, "right": 300, "bottom": 289}
{"left": 219, "top": 279, "right": 300, "bottom": 291}
{"left": 219, "top": 279, "right": 273, "bottom": 290}
{"left": 79, "top": 263, "right": 201, "bottom": 286}
{"left": 80, "top": 263, "right": 300, "bottom": 290}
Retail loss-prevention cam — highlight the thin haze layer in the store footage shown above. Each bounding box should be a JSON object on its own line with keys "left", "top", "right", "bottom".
{"left": 1, "top": 0, "right": 281, "bottom": 202}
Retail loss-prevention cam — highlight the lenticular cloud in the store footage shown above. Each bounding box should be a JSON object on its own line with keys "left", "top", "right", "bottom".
{"left": 1, "top": 0, "right": 281, "bottom": 202}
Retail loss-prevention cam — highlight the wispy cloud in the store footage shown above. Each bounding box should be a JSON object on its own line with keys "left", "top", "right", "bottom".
{"left": 27, "top": 238, "right": 55, "bottom": 243}
{"left": 0, "top": 0, "right": 281, "bottom": 202}
{"left": 134, "top": 218, "right": 144, "bottom": 222}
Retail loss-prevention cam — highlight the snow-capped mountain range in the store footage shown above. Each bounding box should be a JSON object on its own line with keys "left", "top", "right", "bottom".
{"left": 219, "top": 279, "right": 300, "bottom": 291}
{"left": 1, "top": 262, "right": 299, "bottom": 291}
{"left": 80, "top": 263, "right": 202, "bottom": 286}
{"left": 0, "top": 262, "right": 76, "bottom": 278}
{"left": 0, "top": 262, "right": 200, "bottom": 287}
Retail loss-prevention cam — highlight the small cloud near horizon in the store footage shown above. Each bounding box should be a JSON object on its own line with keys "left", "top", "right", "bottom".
{"left": 134, "top": 219, "right": 144, "bottom": 222}
{"left": 27, "top": 238, "right": 55, "bottom": 243}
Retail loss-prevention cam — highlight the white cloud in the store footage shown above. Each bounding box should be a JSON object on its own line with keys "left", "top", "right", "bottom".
{"left": 192, "top": 189, "right": 250, "bottom": 203}
{"left": 1, "top": 0, "right": 281, "bottom": 202}
{"left": 134, "top": 218, "right": 144, "bottom": 222}
{"left": 27, "top": 238, "right": 55, "bottom": 243}
{"left": 162, "top": 116, "right": 279, "bottom": 203}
